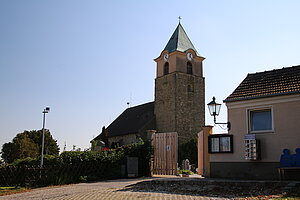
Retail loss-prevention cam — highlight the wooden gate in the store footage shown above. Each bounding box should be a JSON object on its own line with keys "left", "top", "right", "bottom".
{"left": 152, "top": 132, "right": 178, "bottom": 175}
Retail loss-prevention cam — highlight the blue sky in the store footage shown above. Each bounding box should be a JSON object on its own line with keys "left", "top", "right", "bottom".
{"left": 1, "top": 1, "right": 300, "bottom": 151}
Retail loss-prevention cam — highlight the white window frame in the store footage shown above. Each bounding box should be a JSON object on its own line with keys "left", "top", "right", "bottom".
{"left": 247, "top": 106, "right": 274, "bottom": 134}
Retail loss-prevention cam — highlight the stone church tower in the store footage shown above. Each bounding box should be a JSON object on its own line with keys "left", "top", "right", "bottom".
{"left": 154, "top": 23, "right": 205, "bottom": 144}
{"left": 92, "top": 22, "right": 205, "bottom": 150}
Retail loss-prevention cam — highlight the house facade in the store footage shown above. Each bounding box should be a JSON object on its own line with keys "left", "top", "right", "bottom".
{"left": 210, "top": 66, "right": 300, "bottom": 179}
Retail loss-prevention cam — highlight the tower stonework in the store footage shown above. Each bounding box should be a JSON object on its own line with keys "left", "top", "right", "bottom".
{"left": 154, "top": 23, "right": 205, "bottom": 144}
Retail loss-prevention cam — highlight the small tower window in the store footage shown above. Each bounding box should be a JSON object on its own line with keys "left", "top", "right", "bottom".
{"left": 187, "top": 62, "right": 193, "bottom": 75}
{"left": 164, "top": 62, "right": 169, "bottom": 75}
{"left": 188, "top": 85, "right": 193, "bottom": 92}
{"left": 187, "top": 84, "right": 194, "bottom": 93}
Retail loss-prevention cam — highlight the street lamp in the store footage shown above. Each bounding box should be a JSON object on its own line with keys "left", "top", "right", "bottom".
{"left": 207, "top": 97, "right": 231, "bottom": 131}
{"left": 41, "top": 107, "right": 50, "bottom": 167}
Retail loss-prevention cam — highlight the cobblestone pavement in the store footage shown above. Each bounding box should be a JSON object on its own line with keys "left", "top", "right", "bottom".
{"left": 0, "top": 178, "right": 231, "bottom": 200}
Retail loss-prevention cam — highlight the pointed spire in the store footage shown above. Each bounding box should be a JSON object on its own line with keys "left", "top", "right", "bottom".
{"left": 163, "top": 23, "right": 200, "bottom": 56}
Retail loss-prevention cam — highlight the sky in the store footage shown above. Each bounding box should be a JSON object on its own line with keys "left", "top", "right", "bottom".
{"left": 1, "top": 1, "right": 300, "bottom": 152}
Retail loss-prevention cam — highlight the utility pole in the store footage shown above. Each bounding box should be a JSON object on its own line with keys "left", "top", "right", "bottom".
{"left": 40, "top": 107, "right": 50, "bottom": 167}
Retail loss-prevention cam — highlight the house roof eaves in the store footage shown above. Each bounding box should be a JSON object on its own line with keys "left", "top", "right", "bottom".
{"left": 224, "top": 90, "right": 300, "bottom": 103}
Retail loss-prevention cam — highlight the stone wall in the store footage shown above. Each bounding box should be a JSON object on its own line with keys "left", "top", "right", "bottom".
{"left": 210, "top": 162, "right": 284, "bottom": 180}
{"left": 155, "top": 74, "right": 176, "bottom": 133}
{"left": 108, "top": 133, "right": 138, "bottom": 147}
{"left": 155, "top": 72, "right": 205, "bottom": 144}
{"left": 106, "top": 117, "right": 155, "bottom": 147}
{"left": 175, "top": 72, "right": 205, "bottom": 144}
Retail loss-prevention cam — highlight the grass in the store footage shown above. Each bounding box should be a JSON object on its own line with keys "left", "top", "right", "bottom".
{"left": 0, "top": 186, "right": 29, "bottom": 196}
{"left": 177, "top": 169, "right": 194, "bottom": 175}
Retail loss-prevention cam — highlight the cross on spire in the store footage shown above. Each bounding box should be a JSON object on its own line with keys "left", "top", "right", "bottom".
{"left": 178, "top": 16, "right": 182, "bottom": 23}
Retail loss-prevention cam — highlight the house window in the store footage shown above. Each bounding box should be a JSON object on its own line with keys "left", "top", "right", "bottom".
{"left": 164, "top": 62, "right": 169, "bottom": 75}
{"left": 208, "top": 134, "right": 233, "bottom": 153}
{"left": 249, "top": 108, "right": 273, "bottom": 133}
{"left": 187, "top": 62, "right": 193, "bottom": 75}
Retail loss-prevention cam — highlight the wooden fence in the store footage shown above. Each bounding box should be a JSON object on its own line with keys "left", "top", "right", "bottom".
{"left": 152, "top": 132, "right": 178, "bottom": 175}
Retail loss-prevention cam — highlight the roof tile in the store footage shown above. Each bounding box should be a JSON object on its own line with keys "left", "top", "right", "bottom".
{"left": 164, "top": 23, "right": 200, "bottom": 56}
{"left": 105, "top": 102, "right": 155, "bottom": 137}
{"left": 224, "top": 65, "right": 300, "bottom": 102}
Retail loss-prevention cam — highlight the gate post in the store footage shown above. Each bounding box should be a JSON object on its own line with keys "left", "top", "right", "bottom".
{"left": 198, "top": 126, "right": 213, "bottom": 177}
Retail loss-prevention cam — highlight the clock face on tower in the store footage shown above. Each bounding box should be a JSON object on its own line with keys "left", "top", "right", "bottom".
{"left": 187, "top": 53, "right": 193, "bottom": 61}
{"left": 163, "top": 54, "right": 169, "bottom": 62}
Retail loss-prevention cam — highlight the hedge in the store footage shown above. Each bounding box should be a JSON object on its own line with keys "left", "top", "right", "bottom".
{"left": 0, "top": 140, "right": 152, "bottom": 187}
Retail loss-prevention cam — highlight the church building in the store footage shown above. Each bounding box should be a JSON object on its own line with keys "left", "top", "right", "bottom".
{"left": 91, "top": 22, "right": 205, "bottom": 149}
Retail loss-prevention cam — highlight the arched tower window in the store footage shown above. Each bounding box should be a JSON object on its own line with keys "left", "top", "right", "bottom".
{"left": 187, "top": 85, "right": 193, "bottom": 92}
{"left": 187, "top": 62, "right": 193, "bottom": 75}
{"left": 164, "top": 62, "right": 169, "bottom": 75}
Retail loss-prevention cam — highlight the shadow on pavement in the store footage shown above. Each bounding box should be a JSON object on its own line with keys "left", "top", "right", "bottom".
{"left": 116, "top": 178, "right": 298, "bottom": 199}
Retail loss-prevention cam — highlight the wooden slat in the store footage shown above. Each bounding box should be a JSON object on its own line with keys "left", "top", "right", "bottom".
{"left": 152, "top": 132, "right": 178, "bottom": 175}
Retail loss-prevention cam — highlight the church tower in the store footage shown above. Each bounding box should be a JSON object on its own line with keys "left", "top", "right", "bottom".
{"left": 154, "top": 23, "right": 205, "bottom": 144}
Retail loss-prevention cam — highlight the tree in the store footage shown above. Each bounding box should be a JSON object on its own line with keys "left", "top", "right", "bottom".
{"left": 178, "top": 138, "right": 198, "bottom": 167}
{"left": 1, "top": 130, "right": 59, "bottom": 163}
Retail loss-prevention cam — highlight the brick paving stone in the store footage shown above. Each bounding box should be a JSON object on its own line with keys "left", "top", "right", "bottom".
{"left": 0, "top": 178, "right": 232, "bottom": 200}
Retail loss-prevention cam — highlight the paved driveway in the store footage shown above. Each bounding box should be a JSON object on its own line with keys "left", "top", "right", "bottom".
{"left": 0, "top": 178, "right": 230, "bottom": 200}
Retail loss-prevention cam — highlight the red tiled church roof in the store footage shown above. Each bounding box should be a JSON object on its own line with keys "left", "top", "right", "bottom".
{"left": 224, "top": 65, "right": 300, "bottom": 102}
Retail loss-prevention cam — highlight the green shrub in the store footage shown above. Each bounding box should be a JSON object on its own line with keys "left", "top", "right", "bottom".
{"left": 0, "top": 139, "right": 152, "bottom": 187}
{"left": 178, "top": 169, "right": 194, "bottom": 175}
{"left": 178, "top": 138, "right": 197, "bottom": 166}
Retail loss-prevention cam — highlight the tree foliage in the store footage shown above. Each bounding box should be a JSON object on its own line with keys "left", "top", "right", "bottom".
{"left": 178, "top": 137, "right": 198, "bottom": 166}
{"left": 0, "top": 140, "right": 152, "bottom": 187}
{"left": 1, "top": 130, "right": 59, "bottom": 163}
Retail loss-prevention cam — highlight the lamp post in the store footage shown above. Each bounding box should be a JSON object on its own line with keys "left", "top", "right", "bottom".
{"left": 207, "top": 97, "right": 231, "bottom": 131}
{"left": 41, "top": 107, "right": 50, "bottom": 167}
